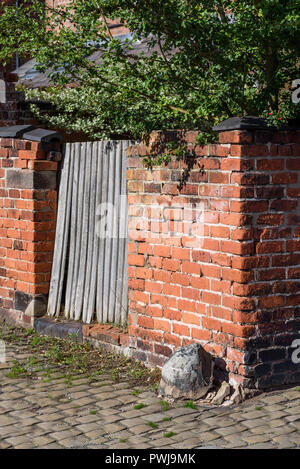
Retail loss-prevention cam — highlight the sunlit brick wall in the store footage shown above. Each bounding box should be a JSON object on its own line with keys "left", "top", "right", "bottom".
{"left": 127, "top": 128, "right": 300, "bottom": 389}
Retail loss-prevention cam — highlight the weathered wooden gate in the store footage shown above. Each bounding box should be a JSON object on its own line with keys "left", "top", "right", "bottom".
{"left": 48, "top": 140, "right": 131, "bottom": 325}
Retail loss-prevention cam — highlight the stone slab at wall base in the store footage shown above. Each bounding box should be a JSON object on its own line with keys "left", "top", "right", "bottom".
{"left": 126, "top": 120, "right": 300, "bottom": 390}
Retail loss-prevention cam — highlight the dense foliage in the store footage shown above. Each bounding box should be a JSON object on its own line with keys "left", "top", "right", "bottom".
{"left": 0, "top": 0, "right": 299, "bottom": 140}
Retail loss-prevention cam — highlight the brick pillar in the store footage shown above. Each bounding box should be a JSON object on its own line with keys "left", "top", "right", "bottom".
{"left": 127, "top": 118, "right": 300, "bottom": 389}
{"left": 0, "top": 125, "right": 62, "bottom": 326}
{"left": 0, "top": 67, "right": 24, "bottom": 126}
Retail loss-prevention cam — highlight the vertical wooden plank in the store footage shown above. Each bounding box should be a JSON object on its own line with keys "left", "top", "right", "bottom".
{"left": 121, "top": 141, "right": 130, "bottom": 325}
{"left": 47, "top": 144, "right": 72, "bottom": 317}
{"left": 97, "top": 141, "right": 113, "bottom": 323}
{"left": 64, "top": 142, "right": 80, "bottom": 319}
{"left": 108, "top": 141, "right": 122, "bottom": 323}
{"left": 119, "top": 141, "right": 129, "bottom": 325}
{"left": 74, "top": 142, "right": 92, "bottom": 320}
{"left": 82, "top": 142, "right": 98, "bottom": 323}
{"left": 96, "top": 142, "right": 108, "bottom": 323}
{"left": 96, "top": 141, "right": 107, "bottom": 323}
{"left": 69, "top": 142, "right": 87, "bottom": 319}
{"left": 86, "top": 141, "right": 103, "bottom": 324}
{"left": 102, "top": 141, "right": 114, "bottom": 323}
{"left": 56, "top": 146, "right": 75, "bottom": 316}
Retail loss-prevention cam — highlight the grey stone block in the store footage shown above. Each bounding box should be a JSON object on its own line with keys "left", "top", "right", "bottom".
{"left": 6, "top": 169, "right": 56, "bottom": 190}
{"left": 0, "top": 125, "right": 35, "bottom": 138}
{"left": 22, "top": 128, "right": 63, "bottom": 144}
{"left": 213, "top": 116, "right": 268, "bottom": 132}
{"left": 33, "top": 317, "right": 83, "bottom": 342}
{"left": 14, "top": 291, "right": 32, "bottom": 312}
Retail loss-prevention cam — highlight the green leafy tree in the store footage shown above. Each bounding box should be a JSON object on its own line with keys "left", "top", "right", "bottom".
{"left": 0, "top": 0, "right": 299, "bottom": 140}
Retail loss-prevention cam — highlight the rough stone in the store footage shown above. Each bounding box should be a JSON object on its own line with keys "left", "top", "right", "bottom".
{"left": 159, "top": 344, "right": 214, "bottom": 400}
{"left": 226, "top": 386, "right": 242, "bottom": 405}
{"left": 212, "top": 381, "right": 231, "bottom": 405}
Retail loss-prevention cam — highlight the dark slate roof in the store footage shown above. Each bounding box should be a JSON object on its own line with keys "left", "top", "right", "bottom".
{"left": 14, "top": 34, "right": 163, "bottom": 89}
{"left": 15, "top": 58, "right": 50, "bottom": 88}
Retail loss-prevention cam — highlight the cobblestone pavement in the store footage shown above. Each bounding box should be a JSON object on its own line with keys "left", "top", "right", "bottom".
{"left": 1, "top": 342, "right": 300, "bottom": 449}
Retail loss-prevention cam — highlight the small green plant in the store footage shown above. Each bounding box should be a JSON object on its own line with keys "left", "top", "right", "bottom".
{"left": 143, "top": 153, "right": 172, "bottom": 170}
{"left": 110, "top": 368, "right": 118, "bottom": 381}
{"left": 162, "top": 417, "right": 171, "bottom": 422}
{"left": 28, "top": 357, "right": 39, "bottom": 367}
{"left": 147, "top": 421, "right": 158, "bottom": 429}
{"left": 89, "top": 410, "right": 97, "bottom": 415}
{"left": 183, "top": 401, "right": 197, "bottom": 410}
{"left": 43, "top": 377, "right": 52, "bottom": 383}
{"left": 5, "top": 360, "right": 29, "bottom": 378}
{"left": 31, "top": 335, "right": 49, "bottom": 346}
{"left": 119, "top": 438, "right": 127, "bottom": 443}
{"left": 164, "top": 431, "right": 176, "bottom": 438}
{"left": 134, "top": 403, "right": 146, "bottom": 410}
{"left": 255, "top": 406, "right": 263, "bottom": 411}
{"left": 151, "top": 381, "right": 160, "bottom": 393}
{"left": 160, "top": 400, "right": 170, "bottom": 412}
{"left": 296, "top": 387, "right": 300, "bottom": 391}
{"left": 64, "top": 378, "right": 73, "bottom": 387}
{"left": 67, "top": 332, "right": 79, "bottom": 342}
{"left": 131, "top": 389, "right": 141, "bottom": 396}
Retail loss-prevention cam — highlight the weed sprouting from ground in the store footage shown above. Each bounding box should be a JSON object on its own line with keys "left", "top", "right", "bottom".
{"left": 5, "top": 360, "right": 29, "bottom": 379}
{"left": 147, "top": 421, "right": 158, "bottom": 429}
{"left": 164, "top": 431, "right": 176, "bottom": 438}
{"left": 0, "top": 322, "right": 161, "bottom": 390}
{"left": 160, "top": 400, "right": 170, "bottom": 411}
{"left": 134, "top": 403, "right": 147, "bottom": 410}
{"left": 183, "top": 401, "right": 197, "bottom": 410}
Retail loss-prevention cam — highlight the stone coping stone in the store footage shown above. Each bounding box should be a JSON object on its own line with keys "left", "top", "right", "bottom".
{"left": 0, "top": 125, "right": 35, "bottom": 138}
{"left": 213, "top": 116, "right": 300, "bottom": 132}
{"left": 33, "top": 317, "right": 83, "bottom": 342}
{"left": 0, "top": 125, "right": 62, "bottom": 143}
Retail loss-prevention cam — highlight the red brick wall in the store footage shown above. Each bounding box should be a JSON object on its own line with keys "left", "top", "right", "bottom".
{"left": 127, "top": 128, "right": 300, "bottom": 389}
{"left": 1, "top": 125, "right": 300, "bottom": 389}
{"left": 0, "top": 136, "right": 60, "bottom": 325}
